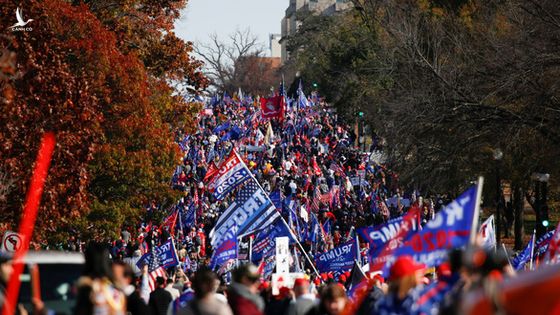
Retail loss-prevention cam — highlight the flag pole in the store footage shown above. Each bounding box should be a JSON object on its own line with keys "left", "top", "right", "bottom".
{"left": 249, "top": 235, "right": 253, "bottom": 263}
{"left": 232, "top": 149, "right": 321, "bottom": 278}
{"left": 469, "top": 176, "right": 484, "bottom": 244}
{"left": 529, "top": 229, "right": 536, "bottom": 270}
{"left": 279, "top": 216, "right": 321, "bottom": 279}
{"left": 501, "top": 243, "right": 516, "bottom": 275}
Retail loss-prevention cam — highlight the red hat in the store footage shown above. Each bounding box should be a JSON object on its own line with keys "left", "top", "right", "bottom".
{"left": 436, "top": 262, "right": 452, "bottom": 279}
{"left": 259, "top": 281, "right": 270, "bottom": 290}
{"left": 389, "top": 256, "right": 425, "bottom": 280}
{"left": 339, "top": 274, "right": 347, "bottom": 283}
{"left": 372, "top": 274, "right": 384, "bottom": 284}
{"left": 294, "top": 278, "right": 309, "bottom": 287}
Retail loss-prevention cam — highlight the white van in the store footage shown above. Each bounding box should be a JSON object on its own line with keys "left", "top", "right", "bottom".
{"left": 17, "top": 251, "right": 84, "bottom": 315}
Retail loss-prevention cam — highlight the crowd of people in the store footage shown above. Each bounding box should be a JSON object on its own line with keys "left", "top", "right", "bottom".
{"left": 1, "top": 92, "right": 556, "bottom": 315}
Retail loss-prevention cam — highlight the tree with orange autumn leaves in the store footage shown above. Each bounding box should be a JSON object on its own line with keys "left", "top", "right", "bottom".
{"left": 0, "top": 0, "right": 208, "bottom": 244}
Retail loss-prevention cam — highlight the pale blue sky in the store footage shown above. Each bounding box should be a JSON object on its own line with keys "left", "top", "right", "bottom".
{"left": 174, "top": 0, "right": 287, "bottom": 55}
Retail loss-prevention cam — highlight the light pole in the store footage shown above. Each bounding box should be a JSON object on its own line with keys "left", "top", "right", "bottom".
{"left": 531, "top": 172, "right": 550, "bottom": 238}
{"left": 493, "top": 149, "right": 503, "bottom": 244}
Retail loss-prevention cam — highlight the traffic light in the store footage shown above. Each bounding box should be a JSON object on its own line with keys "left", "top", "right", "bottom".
{"left": 542, "top": 220, "right": 549, "bottom": 228}
{"left": 358, "top": 111, "right": 364, "bottom": 117}
{"left": 312, "top": 82, "right": 318, "bottom": 88}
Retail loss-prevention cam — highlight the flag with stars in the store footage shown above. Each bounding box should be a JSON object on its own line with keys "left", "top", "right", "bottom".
{"left": 211, "top": 179, "right": 280, "bottom": 247}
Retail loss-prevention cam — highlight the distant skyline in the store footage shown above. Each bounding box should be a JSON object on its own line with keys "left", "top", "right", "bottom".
{"left": 174, "top": 0, "right": 287, "bottom": 55}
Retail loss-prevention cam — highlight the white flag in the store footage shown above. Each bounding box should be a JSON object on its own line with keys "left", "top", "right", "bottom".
{"left": 478, "top": 215, "right": 496, "bottom": 250}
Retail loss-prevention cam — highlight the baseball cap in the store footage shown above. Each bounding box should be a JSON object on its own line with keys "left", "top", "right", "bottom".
{"left": 389, "top": 256, "right": 425, "bottom": 280}
{"left": 294, "top": 278, "right": 309, "bottom": 287}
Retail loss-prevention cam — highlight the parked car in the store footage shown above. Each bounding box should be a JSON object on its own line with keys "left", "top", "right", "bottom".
{"left": 17, "top": 251, "right": 84, "bottom": 315}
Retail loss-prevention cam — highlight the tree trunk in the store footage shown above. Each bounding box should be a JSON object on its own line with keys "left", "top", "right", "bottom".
{"left": 514, "top": 184, "right": 524, "bottom": 250}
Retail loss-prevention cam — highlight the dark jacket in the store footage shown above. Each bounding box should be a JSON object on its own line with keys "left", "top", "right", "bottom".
{"left": 149, "top": 287, "right": 173, "bottom": 315}
{"left": 126, "top": 289, "right": 150, "bottom": 315}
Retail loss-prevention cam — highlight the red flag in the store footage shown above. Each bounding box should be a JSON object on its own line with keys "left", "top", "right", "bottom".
{"left": 203, "top": 161, "right": 219, "bottom": 183}
{"left": 260, "top": 95, "right": 285, "bottom": 119}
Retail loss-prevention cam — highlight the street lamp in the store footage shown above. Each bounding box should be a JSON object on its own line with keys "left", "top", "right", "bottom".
{"left": 531, "top": 172, "right": 550, "bottom": 237}
{"left": 493, "top": 148, "right": 503, "bottom": 244}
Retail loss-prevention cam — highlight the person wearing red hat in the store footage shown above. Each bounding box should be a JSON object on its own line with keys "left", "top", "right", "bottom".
{"left": 287, "top": 278, "right": 317, "bottom": 315}
{"left": 375, "top": 256, "right": 425, "bottom": 315}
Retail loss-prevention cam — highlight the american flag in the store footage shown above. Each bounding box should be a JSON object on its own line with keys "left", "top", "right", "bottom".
{"left": 148, "top": 267, "right": 167, "bottom": 291}
{"left": 146, "top": 250, "right": 167, "bottom": 291}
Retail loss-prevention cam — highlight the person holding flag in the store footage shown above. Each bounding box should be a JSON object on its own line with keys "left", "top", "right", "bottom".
{"left": 375, "top": 256, "right": 425, "bottom": 315}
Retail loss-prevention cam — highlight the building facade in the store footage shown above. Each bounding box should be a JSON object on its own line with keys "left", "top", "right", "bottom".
{"left": 280, "top": 0, "right": 352, "bottom": 63}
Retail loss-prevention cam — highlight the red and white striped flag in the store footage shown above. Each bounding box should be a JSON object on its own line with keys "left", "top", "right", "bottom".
{"left": 148, "top": 267, "right": 167, "bottom": 291}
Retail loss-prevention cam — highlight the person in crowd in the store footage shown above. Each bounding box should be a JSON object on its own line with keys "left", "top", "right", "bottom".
{"left": 375, "top": 255, "right": 425, "bottom": 315}
{"left": 112, "top": 260, "right": 150, "bottom": 315}
{"left": 355, "top": 274, "right": 385, "bottom": 315}
{"left": 287, "top": 278, "right": 317, "bottom": 315}
{"left": 75, "top": 243, "right": 126, "bottom": 315}
{"left": 149, "top": 276, "right": 173, "bottom": 315}
{"left": 305, "top": 284, "right": 347, "bottom": 315}
{"left": 228, "top": 264, "right": 265, "bottom": 315}
{"left": 174, "top": 267, "right": 233, "bottom": 315}
{"left": 166, "top": 277, "right": 181, "bottom": 300}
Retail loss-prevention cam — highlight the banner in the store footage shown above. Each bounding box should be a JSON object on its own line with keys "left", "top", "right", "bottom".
{"left": 276, "top": 237, "right": 291, "bottom": 274}
{"left": 136, "top": 238, "right": 179, "bottom": 272}
{"left": 315, "top": 240, "right": 357, "bottom": 274}
{"left": 208, "top": 150, "right": 251, "bottom": 200}
{"left": 260, "top": 95, "right": 285, "bottom": 119}
{"left": 210, "top": 179, "right": 280, "bottom": 247}
{"left": 358, "top": 208, "right": 421, "bottom": 258}
{"left": 370, "top": 185, "right": 478, "bottom": 273}
{"left": 210, "top": 236, "right": 237, "bottom": 272}
{"left": 512, "top": 233, "right": 535, "bottom": 271}
{"left": 534, "top": 230, "right": 554, "bottom": 258}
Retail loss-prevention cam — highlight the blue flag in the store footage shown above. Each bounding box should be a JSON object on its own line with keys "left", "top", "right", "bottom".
{"left": 210, "top": 236, "right": 237, "bottom": 270}
{"left": 412, "top": 275, "right": 460, "bottom": 314}
{"left": 252, "top": 220, "right": 295, "bottom": 263}
{"left": 178, "top": 202, "right": 196, "bottom": 232}
{"left": 534, "top": 230, "right": 554, "bottom": 258}
{"left": 358, "top": 208, "right": 420, "bottom": 258}
{"left": 269, "top": 190, "right": 282, "bottom": 210}
{"left": 370, "top": 186, "right": 479, "bottom": 274}
{"left": 512, "top": 232, "right": 535, "bottom": 271}
{"left": 136, "top": 238, "right": 179, "bottom": 272}
{"left": 315, "top": 240, "right": 357, "bottom": 274}
{"left": 213, "top": 122, "right": 230, "bottom": 134}
{"left": 211, "top": 179, "right": 281, "bottom": 247}
{"left": 307, "top": 212, "right": 321, "bottom": 243}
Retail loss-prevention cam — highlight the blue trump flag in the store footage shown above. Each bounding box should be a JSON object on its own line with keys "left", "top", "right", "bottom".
{"left": 269, "top": 190, "right": 282, "bottom": 210}
{"left": 370, "top": 185, "right": 479, "bottom": 274}
{"left": 178, "top": 202, "right": 196, "bottom": 232}
{"left": 512, "top": 231, "right": 535, "bottom": 271}
{"left": 210, "top": 179, "right": 281, "bottom": 247}
{"left": 307, "top": 212, "right": 321, "bottom": 243}
{"left": 358, "top": 207, "right": 421, "bottom": 258}
{"left": 136, "top": 238, "right": 179, "bottom": 272}
{"left": 315, "top": 240, "right": 357, "bottom": 274}
{"left": 534, "top": 230, "right": 554, "bottom": 258}
{"left": 252, "top": 220, "right": 295, "bottom": 263}
{"left": 210, "top": 236, "right": 237, "bottom": 270}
